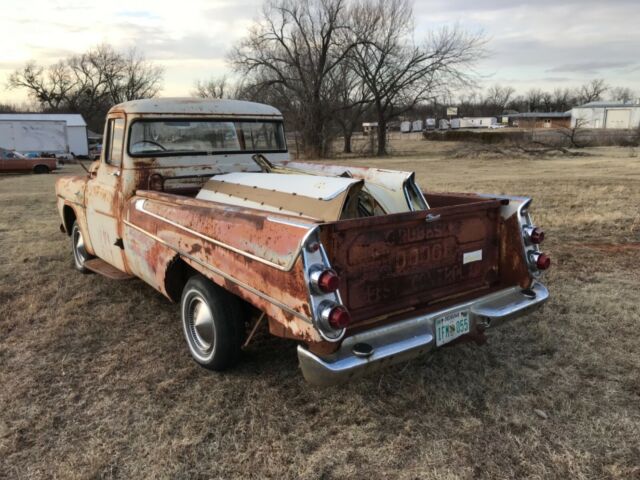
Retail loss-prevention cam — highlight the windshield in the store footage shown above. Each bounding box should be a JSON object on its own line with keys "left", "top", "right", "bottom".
{"left": 128, "top": 119, "right": 286, "bottom": 156}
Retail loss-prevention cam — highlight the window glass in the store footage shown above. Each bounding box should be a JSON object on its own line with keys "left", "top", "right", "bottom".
{"left": 238, "top": 122, "right": 283, "bottom": 151}
{"left": 128, "top": 120, "right": 286, "bottom": 156}
{"left": 106, "top": 118, "right": 125, "bottom": 166}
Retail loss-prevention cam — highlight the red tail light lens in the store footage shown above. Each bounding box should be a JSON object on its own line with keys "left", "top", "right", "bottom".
{"left": 530, "top": 227, "right": 545, "bottom": 244}
{"left": 317, "top": 269, "right": 340, "bottom": 293}
{"left": 328, "top": 306, "right": 351, "bottom": 329}
{"left": 535, "top": 252, "right": 551, "bottom": 270}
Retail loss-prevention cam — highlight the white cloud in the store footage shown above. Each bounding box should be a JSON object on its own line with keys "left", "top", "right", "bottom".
{"left": 1, "top": 0, "right": 639, "bottom": 103}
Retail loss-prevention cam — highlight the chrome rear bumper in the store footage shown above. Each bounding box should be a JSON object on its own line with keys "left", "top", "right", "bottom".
{"left": 297, "top": 282, "right": 549, "bottom": 386}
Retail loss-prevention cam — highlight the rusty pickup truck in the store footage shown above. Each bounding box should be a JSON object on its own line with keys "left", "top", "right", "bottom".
{"left": 1, "top": 148, "right": 58, "bottom": 174}
{"left": 55, "top": 98, "right": 550, "bottom": 386}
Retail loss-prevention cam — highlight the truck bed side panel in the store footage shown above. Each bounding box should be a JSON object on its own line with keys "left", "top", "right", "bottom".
{"left": 123, "top": 191, "right": 325, "bottom": 344}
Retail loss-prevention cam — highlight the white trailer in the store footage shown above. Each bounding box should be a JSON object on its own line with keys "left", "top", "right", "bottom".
{"left": 400, "top": 121, "right": 412, "bottom": 133}
{"left": 411, "top": 120, "right": 424, "bottom": 132}
{"left": 425, "top": 118, "right": 436, "bottom": 130}
{"left": 0, "top": 120, "right": 68, "bottom": 153}
{"left": 0, "top": 113, "right": 88, "bottom": 156}
{"left": 458, "top": 117, "right": 497, "bottom": 128}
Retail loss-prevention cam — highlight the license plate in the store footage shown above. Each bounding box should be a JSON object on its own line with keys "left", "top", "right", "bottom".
{"left": 435, "top": 310, "right": 470, "bottom": 346}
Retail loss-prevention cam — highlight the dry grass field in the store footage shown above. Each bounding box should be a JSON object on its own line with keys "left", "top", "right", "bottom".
{"left": 1, "top": 140, "right": 639, "bottom": 479}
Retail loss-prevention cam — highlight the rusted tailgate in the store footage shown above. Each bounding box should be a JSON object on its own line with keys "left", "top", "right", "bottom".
{"left": 320, "top": 197, "right": 504, "bottom": 323}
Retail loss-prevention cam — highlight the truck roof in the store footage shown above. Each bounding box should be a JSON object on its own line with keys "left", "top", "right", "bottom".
{"left": 109, "top": 98, "right": 283, "bottom": 117}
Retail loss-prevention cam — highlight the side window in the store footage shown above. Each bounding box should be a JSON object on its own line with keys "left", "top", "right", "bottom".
{"left": 105, "top": 118, "right": 125, "bottom": 167}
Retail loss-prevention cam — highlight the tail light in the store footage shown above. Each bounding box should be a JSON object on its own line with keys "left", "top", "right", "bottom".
{"left": 320, "top": 303, "right": 351, "bottom": 330}
{"left": 310, "top": 268, "right": 340, "bottom": 293}
{"left": 524, "top": 226, "right": 545, "bottom": 244}
{"left": 530, "top": 252, "right": 551, "bottom": 270}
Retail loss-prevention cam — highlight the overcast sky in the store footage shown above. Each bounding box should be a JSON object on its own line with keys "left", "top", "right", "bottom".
{"left": 1, "top": 0, "right": 639, "bottom": 104}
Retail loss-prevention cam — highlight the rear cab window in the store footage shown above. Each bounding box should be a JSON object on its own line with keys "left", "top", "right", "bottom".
{"left": 127, "top": 119, "right": 286, "bottom": 157}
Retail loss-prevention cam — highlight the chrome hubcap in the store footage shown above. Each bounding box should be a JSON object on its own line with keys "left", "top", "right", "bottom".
{"left": 188, "top": 296, "right": 214, "bottom": 352}
{"left": 73, "top": 227, "right": 88, "bottom": 265}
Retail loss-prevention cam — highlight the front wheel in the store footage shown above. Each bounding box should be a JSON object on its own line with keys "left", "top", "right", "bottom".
{"left": 71, "top": 221, "right": 94, "bottom": 273}
{"left": 181, "top": 275, "right": 245, "bottom": 371}
{"left": 33, "top": 165, "right": 50, "bottom": 174}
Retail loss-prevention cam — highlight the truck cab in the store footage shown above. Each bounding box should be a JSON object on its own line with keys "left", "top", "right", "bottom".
{"left": 56, "top": 98, "right": 550, "bottom": 386}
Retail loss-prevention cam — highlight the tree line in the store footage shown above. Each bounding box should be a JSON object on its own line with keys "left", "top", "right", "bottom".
{"left": 449, "top": 80, "right": 636, "bottom": 118}
{"left": 4, "top": 0, "right": 637, "bottom": 158}
{"left": 5, "top": 45, "right": 162, "bottom": 133}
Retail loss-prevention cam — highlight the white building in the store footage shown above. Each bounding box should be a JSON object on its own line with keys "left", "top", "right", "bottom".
{"left": 571, "top": 101, "right": 640, "bottom": 129}
{"left": 0, "top": 113, "right": 89, "bottom": 156}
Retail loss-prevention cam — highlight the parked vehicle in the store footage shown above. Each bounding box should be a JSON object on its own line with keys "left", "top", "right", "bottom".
{"left": 400, "top": 121, "right": 412, "bottom": 133}
{"left": 0, "top": 148, "right": 58, "bottom": 174}
{"left": 55, "top": 98, "right": 550, "bottom": 386}
{"left": 89, "top": 143, "right": 102, "bottom": 160}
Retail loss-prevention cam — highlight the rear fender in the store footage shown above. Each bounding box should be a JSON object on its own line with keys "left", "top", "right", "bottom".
{"left": 123, "top": 192, "right": 326, "bottom": 345}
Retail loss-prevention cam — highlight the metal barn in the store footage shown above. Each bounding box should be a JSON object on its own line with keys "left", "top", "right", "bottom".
{"left": 571, "top": 101, "right": 640, "bottom": 129}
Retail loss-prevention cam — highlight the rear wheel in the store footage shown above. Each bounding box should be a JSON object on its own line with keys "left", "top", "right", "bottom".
{"left": 33, "top": 165, "right": 50, "bottom": 174}
{"left": 71, "top": 221, "right": 94, "bottom": 273}
{"left": 181, "top": 275, "right": 245, "bottom": 371}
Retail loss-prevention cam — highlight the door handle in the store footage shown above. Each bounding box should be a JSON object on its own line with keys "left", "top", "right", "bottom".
{"left": 110, "top": 171, "right": 121, "bottom": 177}
{"left": 425, "top": 213, "right": 441, "bottom": 223}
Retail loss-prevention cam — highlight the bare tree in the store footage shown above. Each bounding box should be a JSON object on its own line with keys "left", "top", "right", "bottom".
{"left": 609, "top": 86, "right": 636, "bottom": 103}
{"left": 348, "top": 0, "right": 485, "bottom": 155}
{"left": 559, "top": 117, "right": 589, "bottom": 148}
{"left": 541, "top": 91, "right": 554, "bottom": 111}
{"left": 230, "top": 0, "right": 356, "bottom": 158}
{"left": 192, "top": 76, "right": 238, "bottom": 99}
{"left": 577, "top": 79, "right": 608, "bottom": 104}
{"left": 327, "top": 62, "right": 370, "bottom": 153}
{"left": 552, "top": 87, "right": 574, "bottom": 111}
{"left": 484, "top": 84, "right": 515, "bottom": 112}
{"left": 9, "top": 44, "right": 163, "bottom": 131}
{"left": 525, "top": 88, "right": 545, "bottom": 112}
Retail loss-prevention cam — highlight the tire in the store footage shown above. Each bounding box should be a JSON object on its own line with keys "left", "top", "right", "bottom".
{"left": 181, "top": 274, "right": 245, "bottom": 371}
{"left": 33, "top": 165, "right": 50, "bottom": 174}
{"left": 71, "top": 221, "right": 94, "bottom": 273}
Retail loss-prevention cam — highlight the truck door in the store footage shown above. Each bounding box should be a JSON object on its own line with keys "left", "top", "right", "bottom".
{"left": 85, "top": 116, "right": 127, "bottom": 271}
{"left": 4, "top": 152, "right": 26, "bottom": 172}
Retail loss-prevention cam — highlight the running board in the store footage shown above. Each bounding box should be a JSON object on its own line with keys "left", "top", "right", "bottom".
{"left": 84, "top": 258, "right": 133, "bottom": 280}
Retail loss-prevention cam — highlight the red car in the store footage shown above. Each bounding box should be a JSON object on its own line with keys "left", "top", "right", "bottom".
{"left": 0, "top": 149, "right": 58, "bottom": 174}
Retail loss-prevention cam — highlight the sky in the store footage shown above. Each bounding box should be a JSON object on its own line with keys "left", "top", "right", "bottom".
{"left": 1, "top": 0, "right": 639, "bottom": 105}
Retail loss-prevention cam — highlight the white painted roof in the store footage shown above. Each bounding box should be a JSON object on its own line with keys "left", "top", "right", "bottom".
{"left": 0, "top": 113, "right": 87, "bottom": 127}
{"left": 576, "top": 101, "right": 640, "bottom": 109}
{"left": 111, "top": 98, "right": 283, "bottom": 117}
{"left": 205, "top": 172, "right": 360, "bottom": 200}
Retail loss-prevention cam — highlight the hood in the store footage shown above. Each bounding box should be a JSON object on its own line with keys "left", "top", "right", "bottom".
{"left": 196, "top": 172, "right": 364, "bottom": 221}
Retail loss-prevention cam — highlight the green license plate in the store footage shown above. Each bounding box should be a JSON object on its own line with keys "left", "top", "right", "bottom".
{"left": 435, "top": 310, "right": 470, "bottom": 346}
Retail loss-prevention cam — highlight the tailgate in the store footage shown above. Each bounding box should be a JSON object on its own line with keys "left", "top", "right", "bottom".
{"left": 320, "top": 197, "right": 504, "bottom": 324}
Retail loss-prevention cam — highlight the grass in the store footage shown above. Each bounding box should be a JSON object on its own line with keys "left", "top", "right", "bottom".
{"left": 1, "top": 142, "right": 639, "bottom": 479}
